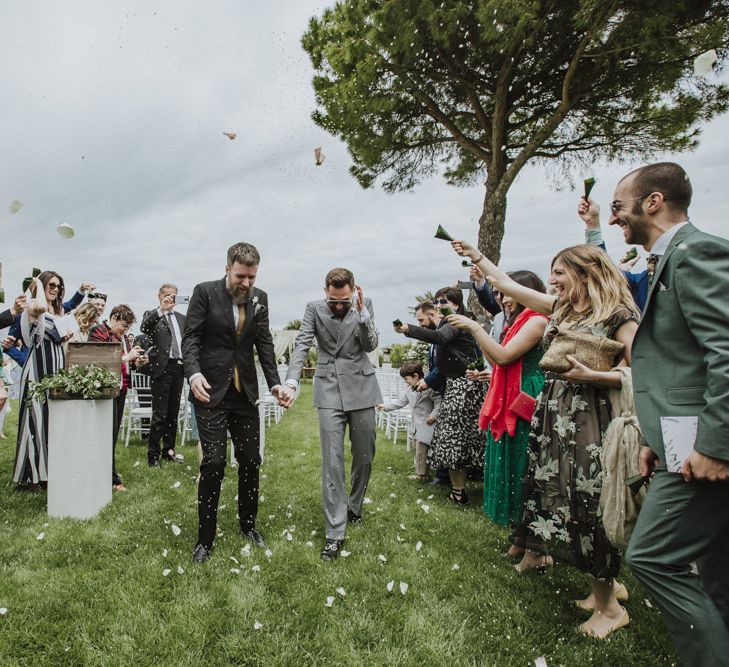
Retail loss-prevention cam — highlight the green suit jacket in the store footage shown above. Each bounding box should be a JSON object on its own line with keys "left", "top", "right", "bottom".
{"left": 632, "top": 222, "right": 729, "bottom": 463}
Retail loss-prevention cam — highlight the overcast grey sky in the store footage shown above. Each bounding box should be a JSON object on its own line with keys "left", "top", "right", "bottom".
{"left": 1, "top": 1, "right": 727, "bottom": 347}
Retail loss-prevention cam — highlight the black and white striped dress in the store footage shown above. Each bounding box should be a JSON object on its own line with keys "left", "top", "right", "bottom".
{"left": 13, "top": 312, "right": 65, "bottom": 484}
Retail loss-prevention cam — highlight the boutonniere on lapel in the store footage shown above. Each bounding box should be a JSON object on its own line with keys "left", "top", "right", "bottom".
{"left": 252, "top": 296, "right": 266, "bottom": 318}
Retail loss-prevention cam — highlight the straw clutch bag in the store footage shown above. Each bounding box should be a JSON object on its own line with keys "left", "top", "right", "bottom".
{"left": 539, "top": 330, "right": 625, "bottom": 374}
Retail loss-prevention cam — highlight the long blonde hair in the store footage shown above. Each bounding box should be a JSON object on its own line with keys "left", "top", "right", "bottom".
{"left": 551, "top": 245, "right": 639, "bottom": 326}
{"left": 72, "top": 302, "right": 100, "bottom": 334}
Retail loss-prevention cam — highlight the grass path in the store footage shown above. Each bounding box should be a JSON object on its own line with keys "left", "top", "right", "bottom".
{"left": 0, "top": 384, "right": 676, "bottom": 666}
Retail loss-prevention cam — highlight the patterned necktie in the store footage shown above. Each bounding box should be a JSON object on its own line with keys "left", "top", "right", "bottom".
{"left": 233, "top": 303, "right": 246, "bottom": 392}
{"left": 167, "top": 314, "right": 181, "bottom": 359}
{"left": 646, "top": 254, "right": 659, "bottom": 285}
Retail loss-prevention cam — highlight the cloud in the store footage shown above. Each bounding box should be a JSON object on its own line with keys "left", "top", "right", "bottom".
{"left": 1, "top": 1, "right": 727, "bottom": 349}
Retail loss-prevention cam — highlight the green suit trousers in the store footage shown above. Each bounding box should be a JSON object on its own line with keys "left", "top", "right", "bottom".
{"left": 626, "top": 470, "right": 729, "bottom": 666}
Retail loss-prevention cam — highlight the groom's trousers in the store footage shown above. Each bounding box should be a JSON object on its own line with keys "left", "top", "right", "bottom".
{"left": 318, "top": 407, "right": 376, "bottom": 540}
{"left": 626, "top": 470, "right": 729, "bottom": 667}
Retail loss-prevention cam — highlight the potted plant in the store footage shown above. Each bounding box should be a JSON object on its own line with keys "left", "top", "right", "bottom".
{"left": 28, "top": 365, "right": 121, "bottom": 402}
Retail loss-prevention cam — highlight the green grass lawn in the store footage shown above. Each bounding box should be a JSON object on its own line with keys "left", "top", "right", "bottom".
{"left": 0, "top": 384, "right": 677, "bottom": 666}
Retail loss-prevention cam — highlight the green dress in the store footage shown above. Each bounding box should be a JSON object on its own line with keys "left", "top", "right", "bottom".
{"left": 483, "top": 345, "right": 545, "bottom": 526}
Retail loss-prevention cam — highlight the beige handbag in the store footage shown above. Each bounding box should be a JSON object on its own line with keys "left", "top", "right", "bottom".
{"left": 539, "top": 329, "right": 625, "bottom": 373}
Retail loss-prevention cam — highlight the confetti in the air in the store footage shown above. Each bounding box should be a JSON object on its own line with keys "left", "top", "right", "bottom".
{"left": 223, "top": 131, "right": 237, "bottom": 140}
{"left": 8, "top": 200, "right": 23, "bottom": 214}
{"left": 57, "top": 223, "right": 75, "bottom": 239}
{"left": 694, "top": 49, "right": 718, "bottom": 76}
{"left": 314, "top": 147, "right": 325, "bottom": 165}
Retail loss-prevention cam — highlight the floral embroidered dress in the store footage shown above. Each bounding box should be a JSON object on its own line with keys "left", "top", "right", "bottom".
{"left": 519, "top": 307, "right": 636, "bottom": 580}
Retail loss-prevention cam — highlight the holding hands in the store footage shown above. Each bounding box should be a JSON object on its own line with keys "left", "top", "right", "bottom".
{"left": 277, "top": 385, "right": 296, "bottom": 408}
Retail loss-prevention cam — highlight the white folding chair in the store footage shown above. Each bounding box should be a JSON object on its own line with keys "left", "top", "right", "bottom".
{"left": 124, "top": 373, "right": 153, "bottom": 447}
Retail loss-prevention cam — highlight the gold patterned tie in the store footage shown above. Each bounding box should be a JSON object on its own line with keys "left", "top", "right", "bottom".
{"left": 233, "top": 303, "right": 246, "bottom": 392}
{"left": 646, "top": 254, "right": 659, "bottom": 285}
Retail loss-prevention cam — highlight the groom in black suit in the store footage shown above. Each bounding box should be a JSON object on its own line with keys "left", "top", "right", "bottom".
{"left": 182, "top": 242, "right": 285, "bottom": 563}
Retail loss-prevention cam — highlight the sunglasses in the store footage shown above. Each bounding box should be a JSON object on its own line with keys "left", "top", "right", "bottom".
{"left": 327, "top": 298, "right": 353, "bottom": 305}
{"left": 433, "top": 299, "right": 451, "bottom": 305}
{"left": 88, "top": 293, "right": 107, "bottom": 301}
{"left": 609, "top": 193, "right": 667, "bottom": 216}
{"left": 47, "top": 282, "right": 62, "bottom": 289}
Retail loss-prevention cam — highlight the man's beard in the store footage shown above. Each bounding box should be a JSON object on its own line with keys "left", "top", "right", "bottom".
{"left": 226, "top": 283, "right": 249, "bottom": 305}
{"left": 329, "top": 303, "right": 351, "bottom": 319}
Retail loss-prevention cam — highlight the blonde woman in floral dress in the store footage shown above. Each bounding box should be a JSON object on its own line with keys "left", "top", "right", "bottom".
{"left": 452, "top": 241, "right": 639, "bottom": 640}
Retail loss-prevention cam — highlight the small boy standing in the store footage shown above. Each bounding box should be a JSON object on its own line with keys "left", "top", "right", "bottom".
{"left": 378, "top": 361, "right": 441, "bottom": 480}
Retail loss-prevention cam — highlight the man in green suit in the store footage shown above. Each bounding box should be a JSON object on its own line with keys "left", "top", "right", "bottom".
{"left": 609, "top": 162, "right": 729, "bottom": 666}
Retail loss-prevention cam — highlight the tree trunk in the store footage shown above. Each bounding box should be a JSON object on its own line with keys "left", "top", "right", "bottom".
{"left": 467, "top": 174, "right": 508, "bottom": 320}
{"left": 477, "top": 175, "right": 508, "bottom": 265}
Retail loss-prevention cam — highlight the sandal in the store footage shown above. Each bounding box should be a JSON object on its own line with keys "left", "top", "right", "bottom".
{"left": 447, "top": 488, "right": 469, "bottom": 505}
{"left": 514, "top": 550, "right": 553, "bottom": 575}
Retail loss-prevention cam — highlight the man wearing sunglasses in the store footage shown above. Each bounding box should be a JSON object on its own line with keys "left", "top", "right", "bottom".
{"left": 282, "top": 268, "right": 381, "bottom": 561}
{"left": 614, "top": 162, "right": 729, "bottom": 667}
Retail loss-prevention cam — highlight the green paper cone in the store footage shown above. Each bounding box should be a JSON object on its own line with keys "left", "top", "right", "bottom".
{"left": 0, "top": 288, "right": 5, "bottom": 303}
{"left": 468, "top": 357, "right": 485, "bottom": 371}
{"left": 434, "top": 225, "right": 453, "bottom": 241}
{"left": 461, "top": 260, "right": 472, "bottom": 268}
{"left": 392, "top": 319, "right": 402, "bottom": 327}
{"left": 622, "top": 247, "right": 638, "bottom": 262}
{"left": 583, "top": 177, "right": 596, "bottom": 199}
{"left": 440, "top": 307, "right": 454, "bottom": 316}
{"left": 32, "top": 267, "right": 41, "bottom": 278}
{"left": 22, "top": 277, "right": 32, "bottom": 292}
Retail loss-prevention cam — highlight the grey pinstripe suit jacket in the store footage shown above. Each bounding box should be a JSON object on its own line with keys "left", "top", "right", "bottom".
{"left": 286, "top": 298, "right": 382, "bottom": 411}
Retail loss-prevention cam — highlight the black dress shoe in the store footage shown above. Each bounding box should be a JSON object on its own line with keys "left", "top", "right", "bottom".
{"left": 192, "top": 544, "right": 211, "bottom": 563}
{"left": 347, "top": 508, "right": 362, "bottom": 525}
{"left": 242, "top": 528, "right": 267, "bottom": 549}
{"left": 320, "top": 538, "right": 344, "bottom": 561}
{"left": 148, "top": 459, "right": 160, "bottom": 468}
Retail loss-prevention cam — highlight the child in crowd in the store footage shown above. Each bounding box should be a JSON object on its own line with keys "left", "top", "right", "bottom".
{"left": 377, "top": 361, "right": 441, "bottom": 481}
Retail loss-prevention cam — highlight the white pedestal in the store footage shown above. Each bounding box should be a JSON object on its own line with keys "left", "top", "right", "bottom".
{"left": 47, "top": 398, "right": 114, "bottom": 519}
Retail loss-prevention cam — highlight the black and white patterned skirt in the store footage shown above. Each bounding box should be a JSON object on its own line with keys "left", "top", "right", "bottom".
{"left": 427, "top": 375, "right": 486, "bottom": 470}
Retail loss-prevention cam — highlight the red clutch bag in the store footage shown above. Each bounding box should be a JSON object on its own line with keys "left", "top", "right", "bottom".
{"left": 508, "top": 391, "right": 537, "bottom": 422}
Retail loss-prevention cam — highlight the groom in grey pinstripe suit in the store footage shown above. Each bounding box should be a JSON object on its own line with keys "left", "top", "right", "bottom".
{"left": 282, "top": 268, "right": 381, "bottom": 560}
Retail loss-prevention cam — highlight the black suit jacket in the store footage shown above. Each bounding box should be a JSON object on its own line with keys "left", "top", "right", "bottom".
{"left": 140, "top": 308, "right": 186, "bottom": 379}
{"left": 181, "top": 278, "right": 279, "bottom": 408}
{"left": 0, "top": 309, "right": 15, "bottom": 330}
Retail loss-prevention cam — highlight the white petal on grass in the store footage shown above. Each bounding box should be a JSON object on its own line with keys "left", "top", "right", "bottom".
{"left": 285, "top": 532, "right": 293, "bottom": 542}
{"left": 171, "top": 481, "right": 181, "bottom": 489}
{"left": 694, "top": 49, "right": 718, "bottom": 76}
{"left": 325, "top": 596, "right": 335, "bottom": 607}
{"left": 229, "top": 556, "right": 239, "bottom": 564}
{"left": 230, "top": 568, "right": 240, "bottom": 574}
{"left": 389, "top": 493, "right": 396, "bottom": 498}
{"left": 162, "top": 549, "right": 169, "bottom": 557}
{"left": 421, "top": 504, "right": 430, "bottom": 513}
{"left": 162, "top": 569, "right": 171, "bottom": 577}
{"left": 416, "top": 541, "right": 423, "bottom": 552}
{"left": 241, "top": 544, "right": 251, "bottom": 556}
{"left": 57, "top": 223, "right": 76, "bottom": 239}
{"left": 340, "top": 550, "right": 351, "bottom": 558}
{"left": 399, "top": 523, "right": 406, "bottom": 530}
{"left": 265, "top": 548, "right": 273, "bottom": 558}
{"left": 252, "top": 565, "right": 261, "bottom": 572}
{"left": 0, "top": 608, "right": 7, "bottom": 615}
{"left": 386, "top": 580, "right": 395, "bottom": 592}
{"left": 177, "top": 566, "right": 184, "bottom": 575}
{"left": 644, "top": 599, "right": 653, "bottom": 608}
{"left": 378, "top": 554, "right": 387, "bottom": 562}
{"left": 535, "top": 657, "right": 548, "bottom": 667}
{"left": 254, "top": 621, "right": 263, "bottom": 630}
{"left": 362, "top": 497, "right": 373, "bottom": 505}
{"left": 452, "top": 563, "right": 460, "bottom": 571}
{"left": 336, "top": 587, "right": 346, "bottom": 597}
{"left": 37, "top": 532, "right": 45, "bottom": 541}
{"left": 427, "top": 494, "right": 434, "bottom": 500}
{"left": 305, "top": 541, "right": 314, "bottom": 547}
{"left": 171, "top": 524, "right": 181, "bottom": 536}
{"left": 8, "top": 200, "right": 23, "bottom": 214}
{"left": 416, "top": 498, "right": 423, "bottom": 505}
{"left": 399, "top": 582, "right": 409, "bottom": 595}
